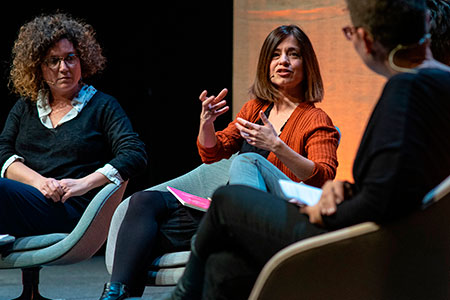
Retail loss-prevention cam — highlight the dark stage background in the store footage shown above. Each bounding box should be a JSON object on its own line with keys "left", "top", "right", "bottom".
{"left": 0, "top": 2, "right": 233, "bottom": 197}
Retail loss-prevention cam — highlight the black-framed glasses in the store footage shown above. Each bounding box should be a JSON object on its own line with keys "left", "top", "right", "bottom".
{"left": 44, "top": 53, "right": 79, "bottom": 69}
{"left": 342, "top": 26, "right": 358, "bottom": 40}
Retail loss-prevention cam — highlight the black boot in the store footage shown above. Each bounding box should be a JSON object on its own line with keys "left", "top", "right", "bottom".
{"left": 170, "top": 236, "right": 205, "bottom": 300}
{"left": 99, "top": 282, "right": 130, "bottom": 300}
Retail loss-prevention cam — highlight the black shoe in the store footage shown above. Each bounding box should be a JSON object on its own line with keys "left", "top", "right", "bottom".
{"left": 100, "top": 282, "right": 129, "bottom": 300}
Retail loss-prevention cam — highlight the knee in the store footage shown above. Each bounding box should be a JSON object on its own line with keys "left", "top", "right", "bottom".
{"left": 126, "top": 190, "right": 166, "bottom": 217}
{"left": 232, "top": 153, "right": 262, "bottom": 165}
{"left": 0, "top": 178, "right": 27, "bottom": 199}
{"left": 230, "top": 153, "right": 263, "bottom": 172}
{"left": 211, "top": 185, "right": 253, "bottom": 211}
{"left": 0, "top": 178, "right": 12, "bottom": 191}
{"left": 211, "top": 185, "right": 236, "bottom": 209}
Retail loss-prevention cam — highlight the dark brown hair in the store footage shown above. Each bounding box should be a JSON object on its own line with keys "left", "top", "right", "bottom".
{"left": 9, "top": 13, "right": 106, "bottom": 101}
{"left": 250, "top": 25, "right": 324, "bottom": 103}
{"left": 346, "top": 0, "right": 427, "bottom": 51}
{"left": 427, "top": 0, "right": 450, "bottom": 65}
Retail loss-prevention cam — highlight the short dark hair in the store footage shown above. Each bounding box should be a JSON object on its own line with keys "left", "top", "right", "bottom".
{"left": 346, "top": 0, "right": 428, "bottom": 51}
{"left": 250, "top": 25, "right": 324, "bottom": 103}
{"left": 427, "top": 0, "right": 450, "bottom": 65}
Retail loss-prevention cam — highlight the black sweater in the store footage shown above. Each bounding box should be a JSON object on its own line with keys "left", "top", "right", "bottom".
{"left": 0, "top": 91, "right": 147, "bottom": 202}
{"left": 323, "top": 68, "right": 450, "bottom": 229}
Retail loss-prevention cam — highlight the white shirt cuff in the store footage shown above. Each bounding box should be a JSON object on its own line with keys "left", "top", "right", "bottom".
{"left": 95, "top": 163, "right": 124, "bottom": 185}
{"left": 1, "top": 155, "right": 25, "bottom": 178}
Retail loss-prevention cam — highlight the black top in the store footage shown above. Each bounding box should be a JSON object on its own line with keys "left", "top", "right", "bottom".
{"left": 323, "top": 68, "right": 450, "bottom": 229}
{"left": 0, "top": 91, "right": 147, "bottom": 208}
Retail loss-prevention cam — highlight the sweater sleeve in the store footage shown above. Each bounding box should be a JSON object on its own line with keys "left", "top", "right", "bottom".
{"left": 271, "top": 106, "right": 338, "bottom": 187}
{"left": 100, "top": 95, "right": 147, "bottom": 180}
{"left": 322, "top": 149, "right": 405, "bottom": 229}
{"left": 301, "top": 110, "right": 339, "bottom": 187}
{"left": 0, "top": 100, "right": 25, "bottom": 170}
{"left": 322, "top": 72, "right": 444, "bottom": 229}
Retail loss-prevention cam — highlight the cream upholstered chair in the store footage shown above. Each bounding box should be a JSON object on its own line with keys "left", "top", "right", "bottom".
{"left": 0, "top": 181, "right": 128, "bottom": 300}
{"left": 248, "top": 175, "right": 450, "bottom": 300}
{"left": 105, "top": 156, "right": 235, "bottom": 286}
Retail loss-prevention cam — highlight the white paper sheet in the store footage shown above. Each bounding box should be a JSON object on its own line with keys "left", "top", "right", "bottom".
{"left": 279, "top": 179, "right": 322, "bottom": 206}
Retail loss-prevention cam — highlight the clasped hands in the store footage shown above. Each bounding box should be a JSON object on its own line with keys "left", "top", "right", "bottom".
{"left": 35, "top": 177, "right": 90, "bottom": 203}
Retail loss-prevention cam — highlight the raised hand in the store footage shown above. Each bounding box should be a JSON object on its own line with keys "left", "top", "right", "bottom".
{"left": 199, "top": 88, "right": 230, "bottom": 125}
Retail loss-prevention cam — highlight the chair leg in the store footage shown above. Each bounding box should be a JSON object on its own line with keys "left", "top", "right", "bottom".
{"left": 12, "top": 267, "right": 52, "bottom": 300}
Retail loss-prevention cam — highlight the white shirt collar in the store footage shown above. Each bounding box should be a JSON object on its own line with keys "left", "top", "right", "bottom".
{"left": 36, "top": 85, "right": 97, "bottom": 128}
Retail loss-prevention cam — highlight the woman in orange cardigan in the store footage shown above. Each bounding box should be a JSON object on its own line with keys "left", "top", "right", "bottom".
{"left": 198, "top": 24, "right": 339, "bottom": 195}
{"left": 99, "top": 24, "right": 338, "bottom": 300}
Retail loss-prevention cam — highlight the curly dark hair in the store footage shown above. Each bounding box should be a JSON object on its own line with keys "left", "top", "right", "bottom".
{"left": 427, "top": 0, "right": 450, "bottom": 65}
{"left": 9, "top": 13, "right": 106, "bottom": 101}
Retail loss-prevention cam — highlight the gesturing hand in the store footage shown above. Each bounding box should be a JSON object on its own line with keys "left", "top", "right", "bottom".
{"left": 235, "top": 110, "right": 280, "bottom": 152}
{"left": 199, "top": 88, "right": 229, "bottom": 125}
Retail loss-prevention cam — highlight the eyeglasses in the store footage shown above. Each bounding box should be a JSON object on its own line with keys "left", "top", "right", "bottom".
{"left": 342, "top": 26, "right": 358, "bottom": 40}
{"left": 44, "top": 53, "right": 79, "bottom": 69}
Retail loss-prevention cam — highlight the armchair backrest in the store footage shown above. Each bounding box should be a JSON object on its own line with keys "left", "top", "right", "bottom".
{"left": 249, "top": 175, "right": 450, "bottom": 300}
{"left": 48, "top": 181, "right": 128, "bottom": 265}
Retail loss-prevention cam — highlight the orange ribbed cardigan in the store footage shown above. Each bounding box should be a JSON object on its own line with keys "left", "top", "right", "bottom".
{"left": 197, "top": 99, "right": 339, "bottom": 187}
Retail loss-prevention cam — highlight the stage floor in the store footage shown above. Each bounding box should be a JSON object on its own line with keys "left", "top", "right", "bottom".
{"left": 0, "top": 255, "right": 174, "bottom": 300}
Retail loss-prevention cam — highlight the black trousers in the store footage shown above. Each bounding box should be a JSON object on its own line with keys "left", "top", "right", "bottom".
{"left": 110, "top": 190, "right": 203, "bottom": 296}
{"left": 0, "top": 178, "right": 84, "bottom": 237}
{"left": 194, "top": 185, "right": 328, "bottom": 300}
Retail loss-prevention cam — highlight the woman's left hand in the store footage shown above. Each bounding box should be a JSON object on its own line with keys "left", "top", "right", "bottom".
{"left": 299, "top": 180, "right": 349, "bottom": 226}
{"left": 58, "top": 178, "right": 91, "bottom": 203}
{"left": 235, "top": 110, "right": 280, "bottom": 152}
{"left": 58, "top": 172, "right": 110, "bottom": 203}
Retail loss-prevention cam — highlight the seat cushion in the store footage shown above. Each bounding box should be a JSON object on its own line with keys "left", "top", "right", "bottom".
{"left": 151, "top": 251, "right": 190, "bottom": 268}
{"left": 147, "top": 267, "right": 185, "bottom": 286}
{"left": 11, "top": 233, "right": 68, "bottom": 252}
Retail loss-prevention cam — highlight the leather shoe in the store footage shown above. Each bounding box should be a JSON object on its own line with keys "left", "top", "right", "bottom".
{"left": 99, "top": 282, "right": 129, "bottom": 300}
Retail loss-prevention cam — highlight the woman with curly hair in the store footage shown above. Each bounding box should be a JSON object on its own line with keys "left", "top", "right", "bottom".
{"left": 0, "top": 13, "right": 147, "bottom": 238}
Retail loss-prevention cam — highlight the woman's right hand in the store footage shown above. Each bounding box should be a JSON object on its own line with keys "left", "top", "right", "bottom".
{"left": 34, "top": 176, "right": 65, "bottom": 202}
{"left": 5, "top": 161, "right": 65, "bottom": 202}
{"left": 199, "top": 88, "right": 229, "bottom": 125}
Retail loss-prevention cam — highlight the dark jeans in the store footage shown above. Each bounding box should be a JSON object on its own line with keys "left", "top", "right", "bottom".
{"left": 0, "top": 178, "right": 83, "bottom": 237}
{"left": 195, "top": 185, "right": 328, "bottom": 299}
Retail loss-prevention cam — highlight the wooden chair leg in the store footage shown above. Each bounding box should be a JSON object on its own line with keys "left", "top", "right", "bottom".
{"left": 12, "top": 267, "right": 52, "bottom": 300}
